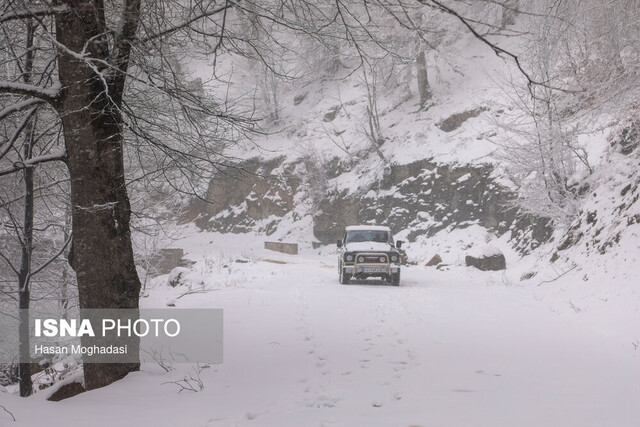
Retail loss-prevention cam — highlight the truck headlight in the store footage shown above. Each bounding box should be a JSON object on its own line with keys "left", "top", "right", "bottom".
{"left": 346, "top": 254, "right": 354, "bottom": 262}
{"left": 357, "top": 256, "right": 364, "bottom": 263}
{"left": 379, "top": 256, "right": 386, "bottom": 262}
{"left": 391, "top": 255, "right": 398, "bottom": 262}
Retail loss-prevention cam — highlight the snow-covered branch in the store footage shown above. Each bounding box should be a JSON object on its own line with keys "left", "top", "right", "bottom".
{"left": 0, "top": 98, "right": 45, "bottom": 121}
{"left": 0, "top": 81, "right": 61, "bottom": 103}
{"left": 0, "top": 149, "right": 66, "bottom": 177}
{"left": 0, "top": 4, "right": 68, "bottom": 23}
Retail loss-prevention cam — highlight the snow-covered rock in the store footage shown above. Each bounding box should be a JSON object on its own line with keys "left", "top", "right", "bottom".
{"left": 425, "top": 254, "right": 442, "bottom": 266}
{"left": 167, "top": 267, "right": 191, "bottom": 287}
{"left": 465, "top": 245, "right": 506, "bottom": 271}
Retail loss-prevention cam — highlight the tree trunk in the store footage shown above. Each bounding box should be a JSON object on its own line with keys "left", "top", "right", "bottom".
{"left": 416, "top": 50, "right": 432, "bottom": 107}
{"left": 18, "top": 152, "right": 33, "bottom": 397}
{"left": 18, "top": 286, "right": 32, "bottom": 397}
{"left": 17, "top": 19, "right": 35, "bottom": 398}
{"left": 18, "top": 114, "right": 34, "bottom": 398}
{"left": 55, "top": 1, "right": 141, "bottom": 390}
{"left": 60, "top": 207, "right": 72, "bottom": 321}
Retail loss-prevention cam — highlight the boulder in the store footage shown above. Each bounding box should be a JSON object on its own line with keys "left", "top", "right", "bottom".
{"left": 465, "top": 245, "right": 506, "bottom": 271}
{"left": 47, "top": 381, "right": 85, "bottom": 401}
{"left": 426, "top": 254, "right": 442, "bottom": 267}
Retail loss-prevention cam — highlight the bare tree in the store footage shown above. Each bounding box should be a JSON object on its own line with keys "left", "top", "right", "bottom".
{"left": 494, "top": 0, "right": 640, "bottom": 225}
{"left": 0, "top": 0, "right": 237, "bottom": 390}
{"left": 0, "top": 15, "right": 72, "bottom": 396}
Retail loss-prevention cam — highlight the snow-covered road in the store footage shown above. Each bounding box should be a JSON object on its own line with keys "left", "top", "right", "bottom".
{"left": 2, "top": 250, "right": 639, "bottom": 426}
{"left": 188, "top": 260, "right": 639, "bottom": 427}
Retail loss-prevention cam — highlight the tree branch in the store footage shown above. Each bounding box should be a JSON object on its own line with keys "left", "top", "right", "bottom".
{"left": 0, "top": 403, "right": 15, "bottom": 422}
{"left": 0, "top": 177, "right": 70, "bottom": 209}
{"left": 0, "top": 250, "right": 19, "bottom": 276}
{"left": 0, "top": 81, "right": 61, "bottom": 103}
{"left": 30, "top": 232, "right": 72, "bottom": 277}
{"left": 0, "top": 107, "right": 38, "bottom": 160}
{"left": 0, "top": 4, "right": 68, "bottom": 23}
{"left": 0, "top": 98, "right": 45, "bottom": 121}
{"left": 425, "top": 0, "right": 543, "bottom": 90}
{"left": 139, "top": 4, "right": 231, "bottom": 43}
{"left": 0, "top": 150, "right": 66, "bottom": 177}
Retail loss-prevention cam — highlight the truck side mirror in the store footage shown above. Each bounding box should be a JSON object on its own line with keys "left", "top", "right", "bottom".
{"left": 337, "top": 240, "right": 343, "bottom": 248}
{"left": 396, "top": 240, "right": 403, "bottom": 249}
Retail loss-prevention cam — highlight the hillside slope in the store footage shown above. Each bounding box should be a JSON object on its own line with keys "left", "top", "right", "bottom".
{"left": 189, "top": 33, "right": 566, "bottom": 258}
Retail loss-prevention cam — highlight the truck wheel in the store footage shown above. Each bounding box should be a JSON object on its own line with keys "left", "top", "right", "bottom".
{"left": 339, "top": 264, "right": 350, "bottom": 285}
{"left": 390, "top": 271, "right": 400, "bottom": 286}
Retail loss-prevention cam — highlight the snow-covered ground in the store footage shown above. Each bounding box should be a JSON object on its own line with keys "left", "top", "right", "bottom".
{"left": 2, "top": 229, "right": 638, "bottom": 427}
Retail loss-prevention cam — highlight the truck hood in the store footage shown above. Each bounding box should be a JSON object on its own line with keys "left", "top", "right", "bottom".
{"left": 344, "top": 242, "right": 395, "bottom": 253}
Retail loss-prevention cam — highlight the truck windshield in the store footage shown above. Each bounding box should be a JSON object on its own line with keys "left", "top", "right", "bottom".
{"left": 345, "top": 230, "right": 389, "bottom": 243}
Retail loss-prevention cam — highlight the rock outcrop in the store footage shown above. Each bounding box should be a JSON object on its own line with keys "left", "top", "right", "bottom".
{"left": 193, "top": 156, "right": 552, "bottom": 253}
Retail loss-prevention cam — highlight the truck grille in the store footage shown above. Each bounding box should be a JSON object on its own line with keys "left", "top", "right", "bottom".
{"left": 356, "top": 254, "right": 388, "bottom": 263}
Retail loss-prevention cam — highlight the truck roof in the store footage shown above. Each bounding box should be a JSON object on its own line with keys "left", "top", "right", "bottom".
{"left": 345, "top": 225, "right": 391, "bottom": 232}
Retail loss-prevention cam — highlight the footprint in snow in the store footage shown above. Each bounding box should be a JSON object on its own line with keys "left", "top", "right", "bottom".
{"left": 305, "top": 396, "right": 339, "bottom": 408}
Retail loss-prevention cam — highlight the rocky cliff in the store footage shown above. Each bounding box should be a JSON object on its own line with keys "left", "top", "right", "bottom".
{"left": 193, "top": 156, "right": 551, "bottom": 253}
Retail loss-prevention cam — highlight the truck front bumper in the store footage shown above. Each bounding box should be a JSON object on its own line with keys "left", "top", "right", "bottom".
{"left": 344, "top": 265, "right": 400, "bottom": 274}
